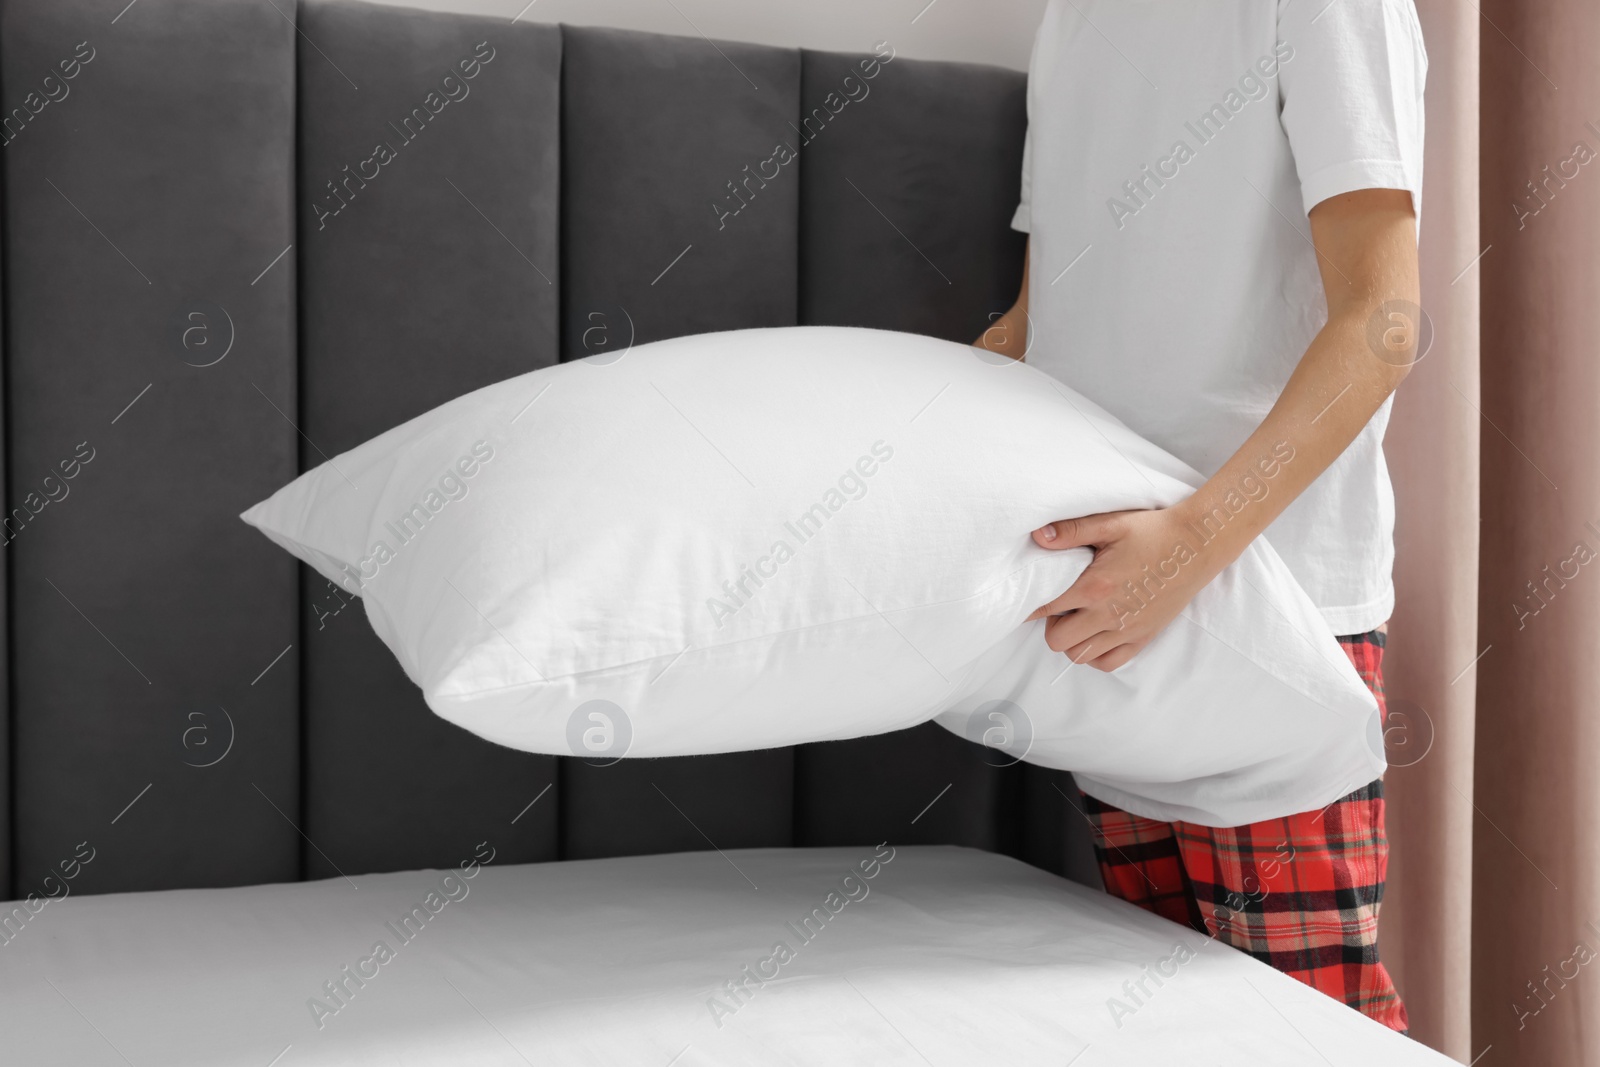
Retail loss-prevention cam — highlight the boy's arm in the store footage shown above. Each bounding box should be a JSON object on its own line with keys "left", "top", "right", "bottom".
{"left": 1025, "top": 188, "right": 1420, "bottom": 670}
{"left": 973, "top": 241, "right": 1030, "bottom": 359}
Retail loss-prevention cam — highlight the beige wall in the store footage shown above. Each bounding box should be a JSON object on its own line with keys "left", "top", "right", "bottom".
{"left": 359, "top": 0, "right": 1046, "bottom": 70}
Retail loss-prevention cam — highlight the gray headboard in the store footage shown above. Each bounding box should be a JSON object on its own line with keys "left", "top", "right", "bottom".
{"left": 0, "top": 0, "right": 1083, "bottom": 899}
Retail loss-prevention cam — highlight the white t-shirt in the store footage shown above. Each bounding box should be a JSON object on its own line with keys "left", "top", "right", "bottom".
{"left": 1012, "top": 0, "right": 1427, "bottom": 635}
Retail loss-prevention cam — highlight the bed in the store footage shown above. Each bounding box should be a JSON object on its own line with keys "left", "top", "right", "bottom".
{"left": 0, "top": 1, "right": 1445, "bottom": 1061}
{"left": 4, "top": 846, "right": 1449, "bottom": 1065}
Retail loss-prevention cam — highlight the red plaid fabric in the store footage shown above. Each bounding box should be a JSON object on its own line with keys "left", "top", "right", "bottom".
{"left": 1081, "top": 630, "right": 1407, "bottom": 1032}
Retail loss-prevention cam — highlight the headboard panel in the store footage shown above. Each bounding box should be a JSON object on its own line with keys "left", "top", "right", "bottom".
{"left": 561, "top": 26, "right": 803, "bottom": 352}
{"left": 1, "top": 0, "right": 1090, "bottom": 899}
{"left": 2, "top": 0, "right": 301, "bottom": 895}
{"left": 558, "top": 26, "right": 804, "bottom": 860}
{"left": 797, "top": 47, "right": 1030, "bottom": 338}
{"left": 294, "top": 1, "right": 563, "bottom": 879}
{"left": 792, "top": 47, "right": 1036, "bottom": 853}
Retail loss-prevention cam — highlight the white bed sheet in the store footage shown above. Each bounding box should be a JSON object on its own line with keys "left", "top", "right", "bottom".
{"left": 1, "top": 845, "right": 1454, "bottom": 1066}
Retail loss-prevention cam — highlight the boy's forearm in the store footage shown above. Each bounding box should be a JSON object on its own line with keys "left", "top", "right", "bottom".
{"left": 1170, "top": 190, "right": 1419, "bottom": 577}
{"left": 1172, "top": 306, "right": 1412, "bottom": 578}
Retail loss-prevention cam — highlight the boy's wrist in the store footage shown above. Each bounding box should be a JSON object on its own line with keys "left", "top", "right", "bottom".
{"left": 1167, "top": 491, "right": 1260, "bottom": 577}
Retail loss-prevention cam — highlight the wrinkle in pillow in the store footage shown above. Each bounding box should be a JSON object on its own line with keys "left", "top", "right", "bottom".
{"left": 241, "top": 326, "right": 1383, "bottom": 825}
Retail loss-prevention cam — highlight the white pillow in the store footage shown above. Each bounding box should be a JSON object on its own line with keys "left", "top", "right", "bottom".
{"left": 242, "top": 326, "right": 1382, "bottom": 826}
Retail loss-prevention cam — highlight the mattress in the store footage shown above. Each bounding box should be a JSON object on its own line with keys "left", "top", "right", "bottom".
{"left": 3, "top": 845, "right": 1452, "bottom": 1065}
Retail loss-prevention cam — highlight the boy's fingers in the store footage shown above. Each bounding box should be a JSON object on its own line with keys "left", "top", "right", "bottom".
{"left": 1032, "top": 512, "right": 1124, "bottom": 550}
{"left": 1044, "top": 613, "right": 1104, "bottom": 655}
{"left": 1026, "top": 581, "right": 1093, "bottom": 622}
{"left": 1089, "top": 643, "right": 1141, "bottom": 672}
{"left": 1026, "top": 559, "right": 1123, "bottom": 622}
{"left": 1064, "top": 635, "right": 1102, "bottom": 664}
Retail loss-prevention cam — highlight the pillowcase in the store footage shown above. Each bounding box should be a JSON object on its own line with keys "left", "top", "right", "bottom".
{"left": 241, "top": 326, "right": 1383, "bottom": 826}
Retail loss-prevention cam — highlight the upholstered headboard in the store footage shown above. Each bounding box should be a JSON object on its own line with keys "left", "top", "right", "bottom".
{"left": 0, "top": 0, "right": 1088, "bottom": 899}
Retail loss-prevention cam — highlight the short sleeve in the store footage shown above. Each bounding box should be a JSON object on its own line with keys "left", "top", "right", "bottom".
{"left": 1277, "top": 0, "right": 1427, "bottom": 220}
{"left": 1011, "top": 9, "right": 1051, "bottom": 234}
{"left": 1011, "top": 126, "right": 1033, "bottom": 233}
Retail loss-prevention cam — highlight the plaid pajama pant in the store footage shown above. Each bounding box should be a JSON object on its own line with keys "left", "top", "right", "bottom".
{"left": 1081, "top": 630, "right": 1408, "bottom": 1032}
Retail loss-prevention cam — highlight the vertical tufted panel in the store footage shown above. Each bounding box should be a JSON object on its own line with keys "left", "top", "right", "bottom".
{"left": 795, "top": 725, "right": 1028, "bottom": 855}
{"left": 295, "top": 1, "right": 562, "bottom": 877}
{"left": 796, "top": 47, "right": 1029, "bottom": 337}
{"left": 3, "top": 0, "right": 299, "bottom": 893}
{"left": 561, "top": 26, "right": 802, "bottom": 355}
{"left": 792, "top": 47, "right": 1035, "bottom": 854}
{"left": 559, "top": 26, "right": 803, "bottom": 859}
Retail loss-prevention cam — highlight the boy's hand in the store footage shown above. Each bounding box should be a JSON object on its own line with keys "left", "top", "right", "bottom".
{"left": 1020, "top": 189, "right": 1420, "bottom": 673}
{"left": 973, "top": 304, "right": 1030, "bottom": 361}
{"left": 973, "top": 243, "right": 1030, "bottom": 360}
{"left": 1024, "top": 504, "right": 1223, "bottom": 672}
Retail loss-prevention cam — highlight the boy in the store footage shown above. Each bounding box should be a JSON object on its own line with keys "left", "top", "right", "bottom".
{"left": 976, "top": 0, "right": 1427, "bottom": 1031}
